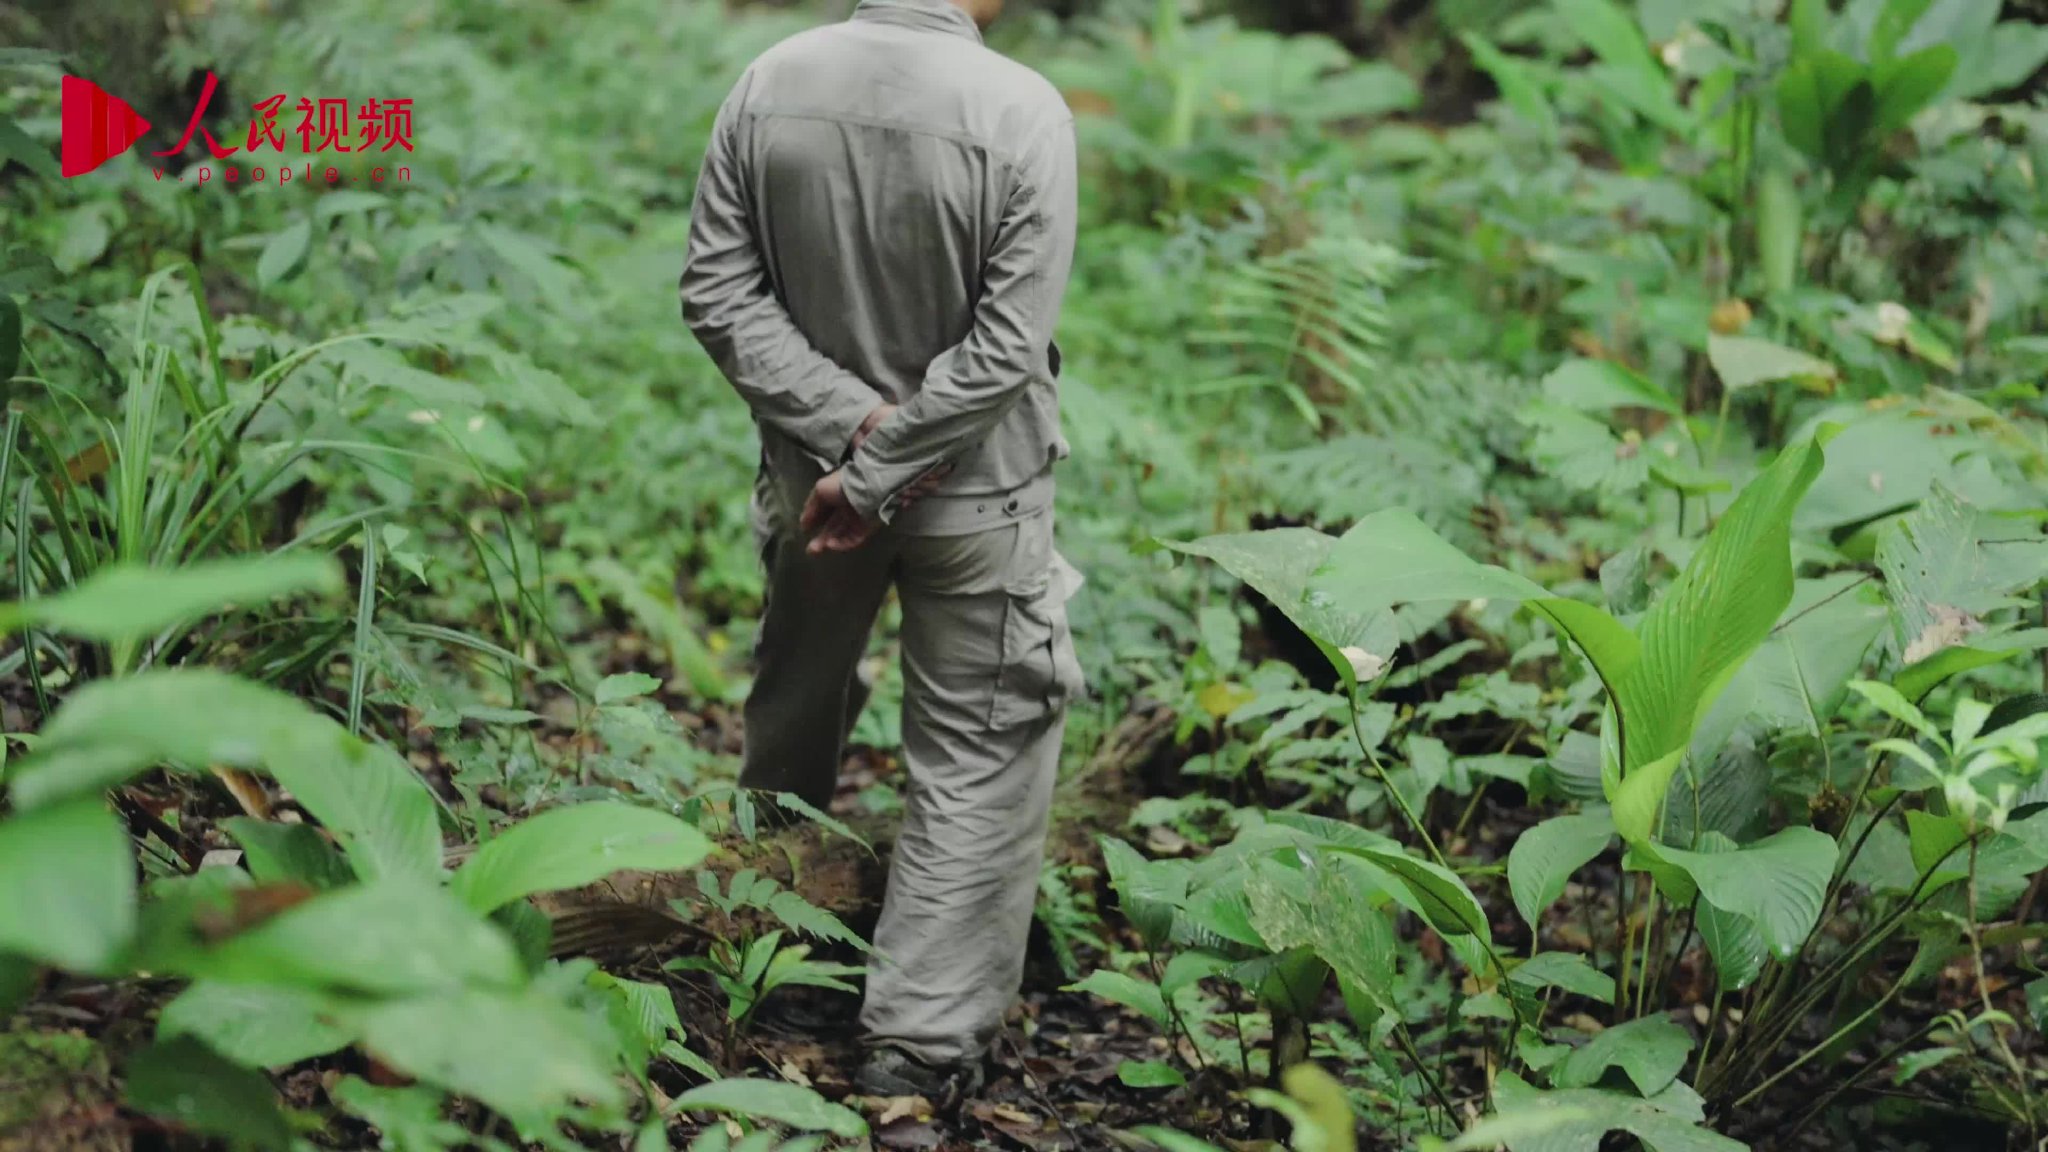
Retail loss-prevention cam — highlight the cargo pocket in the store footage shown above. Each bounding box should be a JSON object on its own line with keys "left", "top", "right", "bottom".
{"left": 989, "top": 588, "right": 1066, "bottom": 730}
{"left": 988, "top": 548, "right": 1086, "bottom": 730}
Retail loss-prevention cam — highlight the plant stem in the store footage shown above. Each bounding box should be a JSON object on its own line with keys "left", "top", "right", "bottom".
{"left": 1693, "top": 986, "right": 1726, "bottom": 1084}
{"left": 1349, "top": 693, "right": 1447, "bottom": 868}
{"left": 1617, "top": 872, "right": 1636, "bottom": 1026}
{"left": 1393, "top": 1022, "right": 1458, "bottom": 1124}
{"left": 1730, "top": 968, "right": 1908, "bottom": 1110}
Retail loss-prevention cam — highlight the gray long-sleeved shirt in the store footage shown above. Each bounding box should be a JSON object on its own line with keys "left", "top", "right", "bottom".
{"left": 681, "top": 0, "right": 1077, "bottom": 534}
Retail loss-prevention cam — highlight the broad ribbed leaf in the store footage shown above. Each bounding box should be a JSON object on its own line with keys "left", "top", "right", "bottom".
{"left": 191, "top": 878, "right": 522, "bottom": 995}
{"left": 0, "top": 556, "right": 342, "bottom": 645}
{"left": 1607, "top": 433, "right": 1829, "bottom": 838}
{"left": 0, "top": 800, "right": 135, "bottom": 971}
{"left": 1100, "top": 837, "right": 1190, "bottom": 949}
{"left": 1649, "top": 828, "right": 1838, "bottom": 958}
{"left": 158, "top": 981, "right": 351, "bottom": 1068}
{"left": 1509, "top": 953, "right": 1616, "bottom": 1004}
{"left": 672, "top": 1079, "right": 867, "bottom": 1138}
{"left": 222, "top": 818, "right": 355, "bottom": 890}
{"left": 125, "top": 1036, "right": 292, "bottom": 1148}
{"left": 1553, "top": 1015, "right": 1692, "bottom": 1096}
{"left": 1248, "top": 857, "right": 1398, "bottom": 1015}
{"left": 6, "top": 670, "right": 330, "bottom": 810}
{"left": 1509, "top": 812, "right": 1615, "bottom": 930}
{"left": 265, "top": 731, "right": 441, "bottom": 884}
{"left": 1878, "top": 484, "right": 2044, "bottom": 669}
{"left": 1067, "top": 970, "right": 1170, "bottom": 1025}
{"left": 1707, "top": 335, "right": 1836, "bottom": 391}
{"left": 355, "top": 987, "right": 626, "bottom": 1128}
{"left": 1492, "top": 1072, "right": 1747, "bottom": 1152}
{"left": 1161, "top": 528, "right": 1395, "bottom": 688}
{"left": 1306, "top": 509, "right": 1640, "bottom": 694}
{"left": 1329, "top": 845, "right": 1491, "bottom": 945}
{"left": 449, "top": 802, "right": 712, "bottom": 914}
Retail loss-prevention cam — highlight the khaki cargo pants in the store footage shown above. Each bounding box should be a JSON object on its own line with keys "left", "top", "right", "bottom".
{"left": 739, "top": 468, "right": 1084, "bottom": 1066}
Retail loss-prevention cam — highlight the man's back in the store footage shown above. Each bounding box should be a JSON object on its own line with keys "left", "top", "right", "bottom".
{"left": 684, "top": 0, "right": 1077, "bottom": 529}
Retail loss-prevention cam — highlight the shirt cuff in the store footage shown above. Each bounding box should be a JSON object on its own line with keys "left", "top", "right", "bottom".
{"left": 802, "top": 385, "right": 888, "bottom": 468}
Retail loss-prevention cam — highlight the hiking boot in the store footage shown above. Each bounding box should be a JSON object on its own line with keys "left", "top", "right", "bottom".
{"left": 855, "top": 1045, "right": 985, "bottom": 1109}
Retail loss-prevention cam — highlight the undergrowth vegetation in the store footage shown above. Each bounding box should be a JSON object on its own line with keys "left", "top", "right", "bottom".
{"left": 3, "top": 0, "right": 2048, "bottom": 1148}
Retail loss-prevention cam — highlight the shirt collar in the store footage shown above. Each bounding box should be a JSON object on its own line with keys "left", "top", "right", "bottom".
{"left": 850, "top": 0, "right": 983, "bottom": 44}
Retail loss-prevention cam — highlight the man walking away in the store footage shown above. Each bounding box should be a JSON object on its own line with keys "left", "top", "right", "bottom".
{"left": 680, "top": 0, "right": 1083, "bottom": 1106}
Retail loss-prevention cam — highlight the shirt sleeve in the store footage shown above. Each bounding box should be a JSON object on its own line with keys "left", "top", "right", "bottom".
{"left": 837, "top": 111, "right": 1078, "bottom": 524}
{"left": 681, "top": 80, "right": 886, "bottom": 470}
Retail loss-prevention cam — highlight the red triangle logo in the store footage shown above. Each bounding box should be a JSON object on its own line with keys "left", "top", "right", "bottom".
{"left": 60, "top": 76, "right": 152, "bottom": 178}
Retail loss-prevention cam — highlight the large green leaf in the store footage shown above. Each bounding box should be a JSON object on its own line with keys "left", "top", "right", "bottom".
{"left": 670, "top": 1079, "right": 868, "bottom": 1138}
{"left": 1710, "top": 573, "right": 1888, "bottom": 743}
{"left": 1066, "top": 969, "right": 1171, "bottom": 1026}
{"left": 190, "top": 878, "right": 523, "bottom": 995}
{"left": 1491, "top": 1072, "right": 1746, "bottom": 1152}
{"left": 1247, "top": 856, "right": 1398, "bottom": 1019}
{"left": 157, "top": 981, "right": 352, "bottom": 1068}
{"left": 449, "top": 802, "right": 712, "bottom": 915}
{"left": 1870, "top": 45, "right": 1956, "bottom": 137}
{"left": 1644, "top": 828, "right": 1838, "bottom": 958}
{"left": 1606, "top": 433, "right": 1830, "bottom": 838}
{"left": 1553, "top": 0, "right": 1690, "bottom": 133}
{"left": 0, "top": 116, "right": 59, "bottom": 181}
{"left": 1328, "top": 844, "right": 1492, "bottom": 946}
{"left": 1508, "top": 812, "right": 1615, "bottom": 931}
{"left": 222, "top": 818, "right": 356, "bottom": 891}
{"left": 263, "top": 730, "right": 441, "bottom": 885}
{"left": 1877, "top": 484, "right": 2044, "bottom": 670}
{"left": 1553, "top": 1015, "right": 1692, "bottom": 1096}
{"left": 1508, "top": 952, "right": 1616, "bottom": 1004}
{"left": 0, "top": 800, "right": 135, "bottom": 972}
{"left": 6, "top": 670, "right": 332, "bottom": 810}
{"left": 0, "top": 557, "right": 343, "bottom": 645}
{"left": 354, "top": 987, "right": 625, "bottom": 1128}
{"left": 1307, "top": 508, "right": 1641, "bottom": 695}
{"left": 1100, "top": 836, "right": 1191, "bottom": 949}
{"left": 124, "top": 1035, "right": 293, "bottom": 1149}
{"left": 1541, "top": 357, "right": 1680, "bottom": 417}
{"left": 1161, "top": 528, "right": 1395, "bottom": 688}
{"left": 1706, "top": 335, "right": 1836, "bottom": 392}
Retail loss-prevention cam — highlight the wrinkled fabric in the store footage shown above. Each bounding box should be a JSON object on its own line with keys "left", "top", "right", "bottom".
{"left": 681, "top": 0, "right": 1078, "bottom": 535}
{"left": 740, "top": 478, "right": 1084, "bottom": 1064}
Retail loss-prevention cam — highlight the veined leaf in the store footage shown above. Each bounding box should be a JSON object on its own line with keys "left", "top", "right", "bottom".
{"left": 355, "top": 986, "right": 625, "bottom": 1128}
{"left": 1491, "top": 1071, "right": 1745, "bottom": 1152}
{"left": 1542, "top": 357, "right": 1680, "bottom": 416}
{"left": 157, "top": 982, "right": 352, "bottom": 1068}
{"left": 0, "top": 800, "right": 135, "bottom": 972}
{"left": 449, "top": 802, "right": 712, "bottom": 915}
{"left": 1509, "top": 812, "right": 1615, "bottom": 931}
{"left": 1509, "top": 952, "right": 1616, "bottom": 1004}
{"left": 1606, "top": 432, "right": 1831, "bottom": 838}
{"left": 1067, "top": 970, "right": 1170, "bottom": 1025}
{"left": 1643, "top": 828, "right": 1838, "bottom": 958}
{"left": 1707, "top": 335, "right": 1836, "bottom": 391}
{"left": 191, "top": 877, "right": 523, "bottom": 995}
{"left": 0, "top": 556, "right": 343, "bottom": 646}
{"left": 125, "top": 1036, "right": 292, "bottom": 1149}
{"left": 671, "top": 1079, "right": 867, "bottom": 1138}
{"left": 1161, "top": 528, "right": 1396, "bottom": 689}
{"left": 1553, "top": 1015, "right": 1692, "bottom": 1096}
{"left": 264, "top": 730, "right": 441, "bottom": 885}
{"left": 258, "top": 219, "right": 312, "bottom": 287}
{"left": 1328, "top": 845, "right": 1491, "bottom": 945}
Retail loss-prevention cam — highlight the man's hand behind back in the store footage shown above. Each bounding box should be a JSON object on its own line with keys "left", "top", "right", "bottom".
{"left": 804, "top": 404, "right": 951, "bottom": 554}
